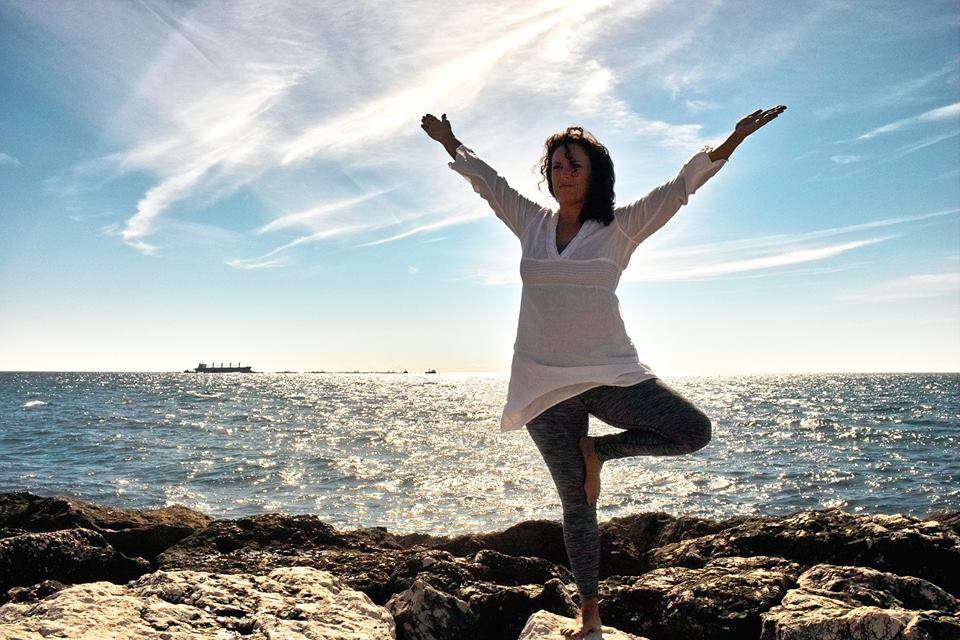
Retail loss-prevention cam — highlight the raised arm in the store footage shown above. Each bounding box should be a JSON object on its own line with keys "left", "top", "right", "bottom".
{"left": 615, "top": 147, "right": 727, "bottom": 244}
{"left": 617, "top": 104, "right": 787, "bottom": 244}
{"left": 421, "top": 113, "right": 542, "bottom": 240}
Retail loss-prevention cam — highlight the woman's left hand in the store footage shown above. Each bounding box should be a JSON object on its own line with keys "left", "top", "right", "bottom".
{"left": 735, "top": 105, "right": 787, "bottom": 139}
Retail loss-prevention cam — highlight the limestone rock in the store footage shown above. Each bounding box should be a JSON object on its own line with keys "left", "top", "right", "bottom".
{"left": 0, "top": 566, "right": 396, "bottom": 639}
{"left": 423, "top": 511, "right": 755, "bottom": 580}
{"left": 385, "top": 548, "right": 579, "bottom": 638}
{"left": 386, "top": 548, "right": 572, "bottom": 595}
{"left": 3, "top": 580, "right": 66, "bottom": 604}
{"left": 647, "top": 509, "right": 960, "bottom": 595}
{"left": 600, "top": 555, "right": 802, "bottom": 639}
{"left": 598, "top": 511, "right": 757, "bottom": 577}
{"left": 923, "top": 509, "right": 960, "bottom": 538}
{"left": 0, "top": 491, "right": 212, "bottom": 561}
{"left": 158, "top": 514, "right": 407, "bottom": 604}
{"left": 428, "top": 519, "right": 569, "bottom": 566}
{"left": 760, "top": 564, "right": 960, "bottom": 640}
{"left": 458, "top": 578, "right": 579, "bottom": 640}
{"left": 518, "top": 609, "right": 649, "bottom": 639}
{"left": 470, "top": 548, "right": 574, "bottom": 587}
{"left": 0, "top": 528, "right": 149, "bottom": 602}
{"left": 386, "top": 577, "right": 479, "bottom": 640}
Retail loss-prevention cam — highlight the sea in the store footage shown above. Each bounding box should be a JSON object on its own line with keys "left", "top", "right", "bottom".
{"left": 1, "top": 372, "right": 957, "bottom": 535}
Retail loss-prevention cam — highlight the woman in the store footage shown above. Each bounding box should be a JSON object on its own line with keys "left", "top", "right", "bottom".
{"left": 421, "top": 106, "right": 786, "bottom": 639}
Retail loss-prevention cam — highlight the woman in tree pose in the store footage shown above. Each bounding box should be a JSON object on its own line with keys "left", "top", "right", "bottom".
{"left": 421, "top": 105, "right": 785, "bottom": 639}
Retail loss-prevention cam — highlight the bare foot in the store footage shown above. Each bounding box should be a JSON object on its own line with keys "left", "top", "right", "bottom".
{"left": 560, "top": 598, "right": 603, "bottom": 638}
{"left": 578, "top": 435, "right": 602, "bottom": 506}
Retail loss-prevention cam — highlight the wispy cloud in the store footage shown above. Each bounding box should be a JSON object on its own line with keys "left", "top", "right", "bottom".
{"left": 353, "top": 211, "right": 486, "bottom": 248}
{"left": 625, "top": 237, "right": 893, "bottom": 282}
{"left": 23, "top": 0, "right": 943, "bottom": 272}
{"left": 836, "top": 272, "right": 960, "bottom": 303}
{"left": 704, "top": 261, "right": 872, "bottom": 282}
{"left": 842, "top": 101, "right": 960, "bottom": 142}
{"left": 163, "top": 219, "right": 245, "bottom": 246}
{"left": 68, "top": 211, "right": 115, "bottom": 223}
{"left": 0, "top": 152, "right": 21, "bottom": 167}
{"left": 279, "top": 0, "right": 629, "bottom": 167}
{"left": 881, "top": 128, "right": 960, "bottom": 162}
{"left": 27, "top": 0, "right": 747, "bottom": 258}
{"left": 225, "top": 256, "right": 287, "bottom": 270}
{"left": 640, "top": 209, "right": 959, "bottom": 261}
{"left": 829, "top": 155, "right": 865, "bottom": 165}
{"left": 230, "top": 199, "right": 478, "bottom": 268}
{"left": 256, "top": 187, "right": 400, "bottom": 235}
{"left": 814, "top": 58, "right": 960, "bottom": 120}
{"left": 227, "top": 216, "right": 408, "bottom": 269}
{"left": 470, "top": 209, "right": 959, "bottom": 285}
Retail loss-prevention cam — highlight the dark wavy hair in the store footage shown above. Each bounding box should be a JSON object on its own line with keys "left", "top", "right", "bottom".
{"left": 537, "top": 126, "right": 616, "bottom": 226}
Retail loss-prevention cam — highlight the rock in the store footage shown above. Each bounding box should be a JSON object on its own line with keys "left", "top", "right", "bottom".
{"left": 458, "top": 578, "right": 579, "bottom": 640}
{"left": 760, "top": 564, "right": 960, "bottom": 640}
{"left": 385, "top": 548, "right": 573, "bottom": 596}
{"left": 0, "top": 528, "right": 29, "bottom": 540}
{"left": 0, "top": 491, "right": 212, "bottom": 561}
{"left": 386, "top": 577, "right": 479, "bottom": 640}
{"left": 647, "top": 509, "right": 960, "bottom": 596}
{"left": 156, "top": 513, "right": 343, "bottom": 558}
{"left": 5, "top": 491, "right": 957, "bottom": 640}
{"left": 155, "top": 513, "right": 409, "bottom": 564}
{"left": 158, "top": 514, "right": 407, "bottom": 604}
{"left": 425, "top": 512, "right": 755, "bottom": 579}
{"left": 597, "top": 511, "right": 746, "bottom": 578}
{"left": 3, "top": 580, "right": 66, "bottom": 604}
{"left": 385, "top": 549, "right": 579, "bottom": 639}
{"left": 601, "top": 555, "right": 802, "bottom": 639}
{"left": 0, "top": 566, "right": 396, "bottom": 639}
{"left": 394, "top": 530, "right": 456, "bottom": 550}
{"left": 0, "top": 528, "right": 149, "bottom": 602}
{"left": 924, "top": 509, "right": 960, "bottom": 538}
{"left": 385, "top": 549, "right": 477, "bottom": 596}
{"left": 518, "top": 609, "right": 649, "bottom": 639}
{"left": 429, "top": 519, "right": 569, "bottom": 565}
{"left": 470, "top": 549, "right": 573, "bottom": 586}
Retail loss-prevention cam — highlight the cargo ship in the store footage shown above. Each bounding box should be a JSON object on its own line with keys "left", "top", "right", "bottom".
{"left": 185, "top": 362, "right": 254, "bottom": 373}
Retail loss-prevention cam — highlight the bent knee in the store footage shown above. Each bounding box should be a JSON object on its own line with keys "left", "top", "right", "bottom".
{"left": 685, "top": 412, "right": 712, "bottom": 453}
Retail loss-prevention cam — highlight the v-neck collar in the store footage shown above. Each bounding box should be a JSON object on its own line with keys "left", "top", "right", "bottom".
{"left": 549, "top": 211, "right": 588, "bottom": 259}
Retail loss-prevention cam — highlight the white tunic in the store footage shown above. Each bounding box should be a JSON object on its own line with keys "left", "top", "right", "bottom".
{"left": 447, "top": 143, "right": 727, "bottom": 432}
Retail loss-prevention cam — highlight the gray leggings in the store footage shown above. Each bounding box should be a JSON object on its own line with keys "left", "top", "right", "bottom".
{"left": 525, "top": 377, "right": 712, "bottom": 599}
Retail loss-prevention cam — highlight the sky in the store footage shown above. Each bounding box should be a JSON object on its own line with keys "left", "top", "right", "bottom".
{"left": 1, "top": 0, "right": 958, "bottom": 374}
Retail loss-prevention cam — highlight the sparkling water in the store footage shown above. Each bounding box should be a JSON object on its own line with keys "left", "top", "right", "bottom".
{"left": 1, "top": 372, "right": 957, "bottom": 535}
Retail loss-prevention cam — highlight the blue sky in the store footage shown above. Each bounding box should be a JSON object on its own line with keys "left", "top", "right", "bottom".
{"left": 1, "top": 0, "right": 958, "bottom": 373}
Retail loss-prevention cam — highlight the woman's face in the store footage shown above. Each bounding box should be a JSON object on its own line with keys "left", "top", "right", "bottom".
{"left": 550, "top": 143, "right": 591, "bottom": 207}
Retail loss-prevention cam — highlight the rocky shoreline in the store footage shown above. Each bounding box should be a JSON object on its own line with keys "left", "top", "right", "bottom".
{"left": 0, "top": 491, "right": 957, "bottom": 639}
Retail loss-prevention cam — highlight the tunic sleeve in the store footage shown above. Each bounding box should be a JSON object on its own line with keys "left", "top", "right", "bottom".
{"left": 447, "top": 144, "right": 541, "bottom": 240}
{"left": 615, "top": 146, "right": 727, "bottom": 244}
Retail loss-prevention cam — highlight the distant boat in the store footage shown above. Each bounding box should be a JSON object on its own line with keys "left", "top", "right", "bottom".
{"left": 187, "top": 362, "right": 254, "bottom": 373}
{"left": 424, "top": 369, "right": 437, "bottom": 374}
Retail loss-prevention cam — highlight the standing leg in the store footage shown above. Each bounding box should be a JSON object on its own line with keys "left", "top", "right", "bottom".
{"left": 580, "top": 377, "right": 712, "bottom": 464}
{"left": 525, "top": 395, "right": 603, "bottom": 637}
{"left": 525, "top": 395, "right": 597, "bottom": 597}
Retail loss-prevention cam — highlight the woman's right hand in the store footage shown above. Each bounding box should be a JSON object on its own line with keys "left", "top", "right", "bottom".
{"left": 421, "top": 113, "right": 453, "bottom": 142}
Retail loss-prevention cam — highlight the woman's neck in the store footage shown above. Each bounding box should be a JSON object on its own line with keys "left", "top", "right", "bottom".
{"left": 557, "top": 202, "right": 583, "bottom": 226}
